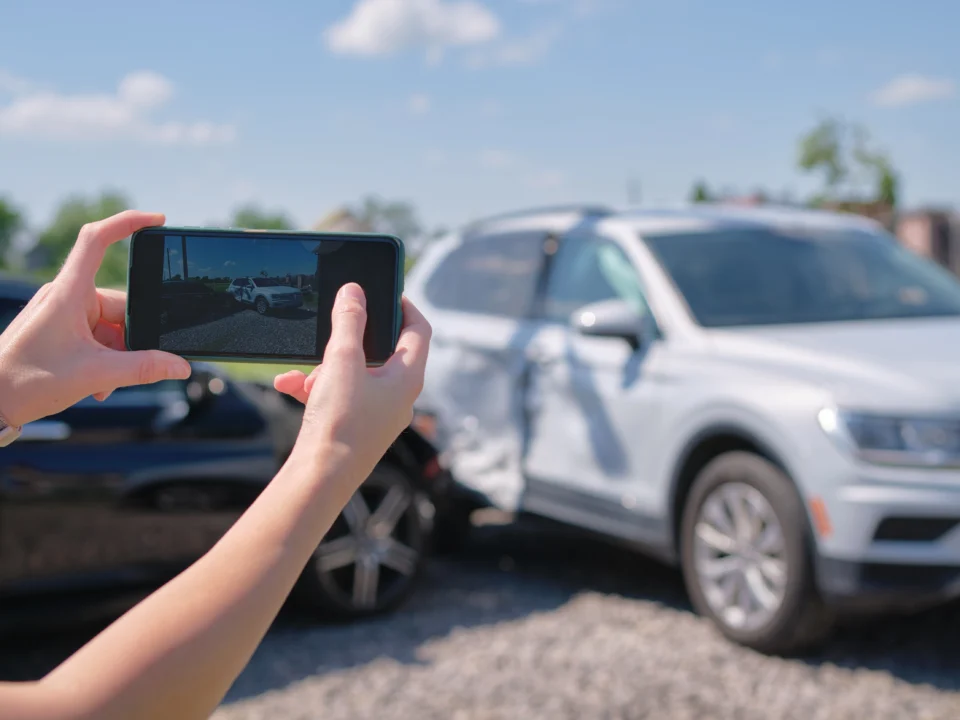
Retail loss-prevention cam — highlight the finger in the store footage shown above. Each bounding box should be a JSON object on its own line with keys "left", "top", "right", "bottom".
{"left": 97, "top": 349, "right": 191, "bottom": 390}
{"left": 274, "top": 370, "right": 309, "bottom": 404}
{"left": 93, "top": 390, "right": 113, "bottom": 402}
{"left": 97, "top": 288, "right": 128, "bottom": 326}
{"left": 60, "top": 210, "right": 165, "bottom": 291}
{"left": 92, "top": 320, "right": 126, "bottom": 350}
{"left": 383, "top": 296, "right": 432, "bottom": 376}
{"left": 323, "top": 283, "right": 367, "bottom": 364}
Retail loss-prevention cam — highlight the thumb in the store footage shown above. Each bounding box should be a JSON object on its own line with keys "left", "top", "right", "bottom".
{"left": 105, "top": 350, "right": 192, "bottom": 389}
{"left": 324, "top": 283, "right": 367, "bottom": 364}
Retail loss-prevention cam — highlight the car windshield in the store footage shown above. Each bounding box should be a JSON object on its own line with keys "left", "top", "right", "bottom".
{"left": 252, "top": 278, "right": 282, "bottom": 287}
{"left": 643, "top": 226, "right": 960, "bottom": 328}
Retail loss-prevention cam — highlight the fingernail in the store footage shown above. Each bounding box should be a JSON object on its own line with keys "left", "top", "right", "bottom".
{"left": 337, "top": 283, "right": 366, "bottom": 308}
{"left": 170, "top": 359, "right": 192, "bottom": 379}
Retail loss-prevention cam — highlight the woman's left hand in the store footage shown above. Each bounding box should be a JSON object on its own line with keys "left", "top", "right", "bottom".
{"left": 0, "top": 210, "right": 192, "bottom": 428}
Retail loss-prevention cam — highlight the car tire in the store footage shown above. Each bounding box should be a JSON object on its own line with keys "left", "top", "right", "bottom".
{"left": 295, "top": 463, "right": 429, "bottom": 619}
{"left": 255, "top": 297, "right": 268, "bottom": 315}
{"left": 680, "top": 451, "right": 834, "bottom": 655}
{"left": 430, "top": 497, "right": 476, "bottom": 556}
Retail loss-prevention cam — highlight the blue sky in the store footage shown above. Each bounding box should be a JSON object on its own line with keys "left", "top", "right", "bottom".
{"left": 162, "top": 235, "right": 318, "bottom": 280}
{"left": 1, "top": 0, "right": 957, "bottom": 236}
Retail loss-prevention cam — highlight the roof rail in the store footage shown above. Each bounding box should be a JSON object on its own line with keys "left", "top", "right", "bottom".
{"left": 463, "top": 204, "right": 613, "bottom": 232}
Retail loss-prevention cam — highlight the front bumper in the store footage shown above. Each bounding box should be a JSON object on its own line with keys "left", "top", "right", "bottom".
{"left": 269, "top": 295, "right": 303, "bottom": 308}
{"left": 815, "top": 467, "right": 960, "bottom": 609}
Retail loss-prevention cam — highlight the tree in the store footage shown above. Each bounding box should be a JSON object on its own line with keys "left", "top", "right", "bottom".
{"left": 690, "top": 181, "right": 711, "bottom": 203}
{"left": 0, "top": 197, "right": 24, "bottom": 268}
{"left": 36, "top": 192, "right": 130, "bottom": 286}
{"left": 352, "top": 195, "right": 423, "bottom": 244}
{"left": 797, "top": 117, "right": 898, "bottom": 208}
{"left": 798, "top": 118, "right": 847, "bottom": 196}
{"left": 230, "top": 204, "right": 293, "bottom": 230}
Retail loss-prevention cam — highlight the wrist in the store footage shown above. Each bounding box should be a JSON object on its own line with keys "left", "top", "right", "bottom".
{"left": 284, "top": 436, "right": 367, "bottom": 499}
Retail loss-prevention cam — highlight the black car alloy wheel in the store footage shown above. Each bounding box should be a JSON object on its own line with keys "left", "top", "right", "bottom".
{"left": 299, "top": 464, "right": 428, "bottom": 617}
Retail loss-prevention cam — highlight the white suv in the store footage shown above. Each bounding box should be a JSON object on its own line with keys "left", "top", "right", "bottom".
{"left": 405, "top": 204, "right": 960, "bottom": 653}
{"left": 226, "top": 277, "right": 303, "bottom": 314}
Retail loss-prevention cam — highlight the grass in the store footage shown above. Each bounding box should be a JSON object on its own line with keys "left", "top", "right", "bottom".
{"left": 214, "top": 361, "right": 315, "bottom": 383}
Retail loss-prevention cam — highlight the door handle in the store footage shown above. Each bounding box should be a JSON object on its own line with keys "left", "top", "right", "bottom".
{"left": 18, "top": 421, "right": 71, "bottom": 442}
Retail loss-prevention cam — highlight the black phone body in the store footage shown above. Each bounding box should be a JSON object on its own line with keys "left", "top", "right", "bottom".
{"left": 126, "top": 227, "right": 404, "bottom": 366}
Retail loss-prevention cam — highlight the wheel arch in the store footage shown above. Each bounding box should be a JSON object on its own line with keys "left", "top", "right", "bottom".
{"left": 667, "top": 423, "right": 796, "bottom": 557}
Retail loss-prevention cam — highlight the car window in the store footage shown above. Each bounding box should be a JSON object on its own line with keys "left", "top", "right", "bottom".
{"left": 425, "top": 231, "right": 546, "bottom": 318}
{"left": 541, "top": 236, "right": 650, "bottom": 322}
{"left": 644, "top": 227, "right": 960, "bottom": 327}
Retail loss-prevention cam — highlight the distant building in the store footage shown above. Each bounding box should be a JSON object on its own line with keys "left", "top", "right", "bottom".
{"left": 896, "top": 209, "right": 960, "bottom": 275}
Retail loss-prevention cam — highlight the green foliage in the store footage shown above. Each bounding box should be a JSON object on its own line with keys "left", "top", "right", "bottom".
{"left": 878, "top": 167, "right": 898, "bottom": 207}
{"left": 36, "top": 192, "right": 129, "bottom": 287}
{"left": 798, "top": 118, "right": 847, "bottom": 191}
{"left": 230, "top": 204, "right": 294, "bottom": 230}
{"left": 0, "top": 196, "right": 24, "bottom": 268}
{"left": 690, "top": 181, "right": 711, "bottom": 203}
{"left": 797, "top": 117, "right": 898, "bottom": 207}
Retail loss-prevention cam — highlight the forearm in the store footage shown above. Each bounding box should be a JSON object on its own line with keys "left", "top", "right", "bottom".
{"left": 32, "top": 445, "right": 359, "bottom": 720}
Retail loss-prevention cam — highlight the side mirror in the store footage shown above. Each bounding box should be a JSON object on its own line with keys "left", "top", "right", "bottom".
{"left": 570, "top": 299, "right": 652, "bottom": 350}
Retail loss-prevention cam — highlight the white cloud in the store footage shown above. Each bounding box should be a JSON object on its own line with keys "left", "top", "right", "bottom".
{"left": 0, "top": 70, "right": 237, "bottom": 145}
{"left": 408, "top": 92, "right": 431, "bottom": 114}
{"left": 324, "top": 0, "right": 500, "bottom": 57}
{"left": 871, "top": 74, "right": 956, "bottom": 108}
{"left": 466, "top": 24, "right": 560, "bottom": 67}
{"left": 479, "top": 149, "right": 516, "bottom": 169}
{"left": 224, "top": 260, "right": 237, "bottom": 267}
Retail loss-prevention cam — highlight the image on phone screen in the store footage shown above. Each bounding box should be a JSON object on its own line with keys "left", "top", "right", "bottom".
{"left": 139, "top": 231, "right": 399, "bottom": 363}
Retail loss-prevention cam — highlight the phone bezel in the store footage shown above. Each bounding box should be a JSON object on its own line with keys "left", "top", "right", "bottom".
{"left": 126, "top": 226, "right": 404, "bottom": 366}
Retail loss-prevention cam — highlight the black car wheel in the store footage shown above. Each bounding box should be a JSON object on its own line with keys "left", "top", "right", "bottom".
{"left": 296, "top": 464, "right": 428, "bottom": 618}
{"left": 680, "top": 451, "right": 834, "bottom": 654}
{"left": 255, "top": 297, "right": 268, "bottom": 315}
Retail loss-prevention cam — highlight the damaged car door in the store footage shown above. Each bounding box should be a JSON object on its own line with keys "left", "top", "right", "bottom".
{"left": 409, "top": 230, "right": 550, "bottom": 510}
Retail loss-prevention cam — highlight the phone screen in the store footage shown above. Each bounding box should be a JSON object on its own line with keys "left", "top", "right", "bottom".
{"left": 128, "top": 228, "right": 401, "bottom": 364}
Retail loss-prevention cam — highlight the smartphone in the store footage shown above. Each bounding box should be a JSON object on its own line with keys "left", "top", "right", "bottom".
{"left": 126, "top": 227, "right": 404, "bottom": 365}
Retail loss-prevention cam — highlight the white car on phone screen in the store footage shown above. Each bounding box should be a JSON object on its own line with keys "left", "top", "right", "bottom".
{"left": 226, "top": 277, "right": 303, "bottom": 314}
{"left": 406, "top": 203, "right": 960, "bottom": 654}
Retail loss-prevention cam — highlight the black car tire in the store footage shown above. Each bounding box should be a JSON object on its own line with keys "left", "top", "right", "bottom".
{"left": 431, "top": 496, "right": 476, "bottom": 556}
{"left": 255, "top": 297, "right": 268, "bottom": 315}
{"left": 680, "top": 451, "right": 834, "bottom": 655}
{"left": 295, "top": 463, "right": 428, "bottom": 618}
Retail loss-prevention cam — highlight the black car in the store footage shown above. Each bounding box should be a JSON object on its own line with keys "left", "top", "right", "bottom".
{"left": 0, "top": 273, "right": 459, "bottom": 624}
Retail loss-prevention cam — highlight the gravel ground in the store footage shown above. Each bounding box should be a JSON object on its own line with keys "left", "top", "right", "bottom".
{"left": 160, "top": 307, "right": 317, "bottom": 356}
{"left": 3, "top": 520, "right": 959, "bottom": 719}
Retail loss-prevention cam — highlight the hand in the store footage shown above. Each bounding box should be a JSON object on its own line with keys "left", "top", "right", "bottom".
{"left": 274, "top": 284, "right": 431, "bottom": 491}
{"left": 0, "top": 210, "right": 192, "bottom": 427}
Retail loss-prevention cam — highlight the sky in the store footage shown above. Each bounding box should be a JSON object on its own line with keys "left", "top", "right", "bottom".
{"left": 1, "top": 0, "right": 957, "bottom": 237}
{"left": 162, "top": 235, "right": 318, "bottom": 281}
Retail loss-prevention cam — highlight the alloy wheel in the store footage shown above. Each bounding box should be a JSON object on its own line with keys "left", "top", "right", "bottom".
{"left": 313, "top": 473, "right": 423, "bottom": 612}
{"left": 693, "top": 482, "right": 788, "bottom": 632}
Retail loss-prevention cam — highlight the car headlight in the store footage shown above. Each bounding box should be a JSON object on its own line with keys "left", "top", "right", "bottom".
{"left": 818, "top": 407, "right": 960, "bottom": 467}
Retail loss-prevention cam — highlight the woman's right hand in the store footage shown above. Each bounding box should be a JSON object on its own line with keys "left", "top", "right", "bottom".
{"left": 274, "top": 283, "right": 431, "bottom": 497}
